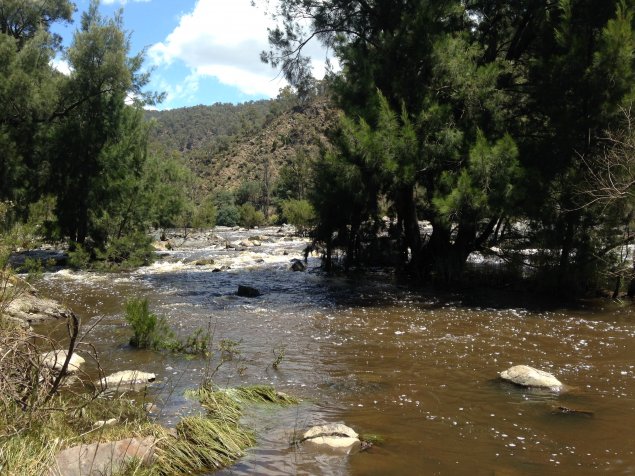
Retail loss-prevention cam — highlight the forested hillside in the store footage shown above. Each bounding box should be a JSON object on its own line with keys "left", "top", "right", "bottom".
{"left": 145, "top": 90, "right": 335, "bottom": 193}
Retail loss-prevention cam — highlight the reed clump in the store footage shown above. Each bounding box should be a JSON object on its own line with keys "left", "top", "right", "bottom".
{"left": 154, "top": 384, "right": 298, "bottom": 475}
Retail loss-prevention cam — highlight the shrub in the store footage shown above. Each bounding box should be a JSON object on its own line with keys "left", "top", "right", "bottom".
{"left": 238, "top": 203, "right": 265, "bottom": 229}
{"left": 125, "top": 298, "right": 174, "bottom": 350}
{"left": 216, "top": 205, "right": 240, "bottom": 227}
{"left": 98, "top": 232, "right": 155, "bottom": 269}
{"left": 280, "top": 199, "right": 316, "bottom": 233}
{"left": 67, "top": 243, "right": 92, "bottom": 270}
{"left": 125, "top": 298, "right": 212, "bottom": 354}
{"left": 193, "top": 199, "right": 217, "bottom": 228}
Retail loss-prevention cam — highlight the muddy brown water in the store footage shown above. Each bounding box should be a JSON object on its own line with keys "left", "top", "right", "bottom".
{"left": 34, "top": 227, "right": 635, "bottom": 475}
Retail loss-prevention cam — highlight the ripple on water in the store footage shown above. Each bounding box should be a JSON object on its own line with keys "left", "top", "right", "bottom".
{"left": 32, "top": 230, "right": 635, "bottom": 475}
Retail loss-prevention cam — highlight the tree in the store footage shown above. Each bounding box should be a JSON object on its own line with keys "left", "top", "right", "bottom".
{"left": 0, "top": 0, "right": 73, "bottom": 48}
{"left": 265, "top": 0, "right": 522, "bottom": 280}
{"left": 280, "top": 198, "right": 316, "bottom": 233}
{"left": 0, "top": 0, "right": 71, "bottom": 216}
{"left": 265, "top": 0, "right": 635, "bottom": 290}
{"left": 50, "top": 1, "right": 158, "bottom": 245}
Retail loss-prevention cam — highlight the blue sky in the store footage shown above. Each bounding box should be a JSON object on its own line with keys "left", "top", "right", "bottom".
{"left": 51, "top": 0, "right": 332, "bottom": 110}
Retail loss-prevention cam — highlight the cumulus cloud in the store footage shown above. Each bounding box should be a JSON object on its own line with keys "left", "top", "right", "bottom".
{"left": 50, "top": 57, "right": 71, "bottom": 76}
{"left": 149, "top": 0, "right": 333, "bottom": 98}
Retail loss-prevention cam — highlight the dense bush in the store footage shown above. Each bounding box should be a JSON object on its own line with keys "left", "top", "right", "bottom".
{"left": 216, "top": 204, "right": 240, "bottom": 227}
{"left": 238, "top": 204, "right": 265, "bottom": 229}
{"left": 280, "top": 199, "right": 315, "bottom": 233}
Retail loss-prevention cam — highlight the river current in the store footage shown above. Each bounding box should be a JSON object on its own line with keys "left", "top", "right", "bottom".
{"left": 35, "top": 226, "right": 635, "bottom": 475}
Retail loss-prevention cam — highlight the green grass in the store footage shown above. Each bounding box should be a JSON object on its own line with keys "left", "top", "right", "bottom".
{"left": 154, "top": 384, "right": 299, "bottom": 475}
{"left": 154, "top": 416, "right": 255, "bottom": 475}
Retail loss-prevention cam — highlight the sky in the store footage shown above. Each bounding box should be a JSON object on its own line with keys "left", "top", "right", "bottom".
{"left": 51, "top": 0, "right": 332, "bottom": 110}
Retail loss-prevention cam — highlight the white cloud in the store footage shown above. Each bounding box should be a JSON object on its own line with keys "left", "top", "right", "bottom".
{"left": 149, "top": 0, "right": 333, "bottom": 98}
{"left": 152, "top": 72, "right": 201, "bottom": 108}
{"left": 50, "top": 57, "right": 71, "bottom": 76}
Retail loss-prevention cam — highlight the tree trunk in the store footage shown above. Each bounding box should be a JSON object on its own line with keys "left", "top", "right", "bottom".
{"left": 396, "top": 185, "right": 422, "bottom": 274}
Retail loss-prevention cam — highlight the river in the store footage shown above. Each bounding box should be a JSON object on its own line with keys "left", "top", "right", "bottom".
{"left": 35, "top": 226, "right": 635, "bottom": 475}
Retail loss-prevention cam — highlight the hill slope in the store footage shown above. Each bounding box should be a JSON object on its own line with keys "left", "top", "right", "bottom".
{"left": 147, "top": 96, "right": 338, "bottom": 195}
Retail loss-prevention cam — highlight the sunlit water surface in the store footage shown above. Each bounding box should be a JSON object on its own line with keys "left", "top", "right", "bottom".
{"left": 36, "top": 227, "right": 635, "bottom": 475}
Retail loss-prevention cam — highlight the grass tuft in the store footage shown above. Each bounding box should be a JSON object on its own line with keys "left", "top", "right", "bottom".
{"left": 154, "top": 417, "right": 254, "bottom": 475}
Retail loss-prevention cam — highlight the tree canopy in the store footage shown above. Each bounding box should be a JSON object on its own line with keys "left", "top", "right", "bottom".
{"left": 265, "top": 0, "right": 635, "bottom": 292}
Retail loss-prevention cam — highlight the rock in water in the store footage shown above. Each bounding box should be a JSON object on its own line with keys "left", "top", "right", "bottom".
{"left": 4, "top": 284, "right": 75, "bottom": 324}
{"left": 290, "top": 259, "right": 306, "bottom": 272}
{"left": 500, "top": 365, "right": 563, "bottom": 389}
{"left": 236, "top": 285, "right": 261, "bottom": 297}
{"left": 99, "top": 370, "right": 156, "bottom": 391}
{"left": 40, "top": 350, "right": 85, "bottom": 374}
{"left": 302, "top": 423, "right": 360, "bottom": 452}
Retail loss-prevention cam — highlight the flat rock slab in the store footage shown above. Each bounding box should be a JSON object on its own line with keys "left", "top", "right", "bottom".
{"left": 50, "top": 436, "right": 156, "bottom": 476}
{"left": 4, "top": 291, "right": 74, "bottom": 324}
{"left": 500, "top": 365, "right": 563, "bottom": 390}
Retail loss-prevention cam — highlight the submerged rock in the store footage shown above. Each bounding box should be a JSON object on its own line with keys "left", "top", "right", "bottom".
{"left": 99, "top": 370, "right": 156, "bottom": 391}
{"left": 40, "top": 350, "right": 85, "bottom": 374}
{"left": 500, "top": 365, "right": 563, "bottom": 390}
{"left": 194, "top": 258, "right": 215, "bottom": 266}
{"left": 551, "top": 405, "right": 594, "bottom": 417}
{"left": 50, "top": 436, "right": 156, "bottom": 476}
{"left": 290, "top": 259, "right": 306, "bottom": 272}
{"left": 236, "top": 285, "right": 261, "bottom": 297}
{"left": 302, "top": 423, "right": 361, "bottom": 452}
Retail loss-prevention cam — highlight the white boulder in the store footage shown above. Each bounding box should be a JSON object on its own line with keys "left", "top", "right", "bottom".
{"left": 303, "top": 423, "right": 360, "bottom": 451}
{"left": 99, "top": 370, "right": 156, "bottom": 391}
{"left": 500, "top": 365, "right": 563, "bottom": 389}
{"left": 41, "top": 350, "right": 85, "bottom": 373}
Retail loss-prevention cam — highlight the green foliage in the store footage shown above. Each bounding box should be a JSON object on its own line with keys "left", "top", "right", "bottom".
{"left": 266, "top": 0, "right": 635, "bottom": 291}
{"left": 125, "top": 298, "right": 174, "bottom": 350}
{"left": 216, "top": 205, "right": 240, "bottom": 227}
{"left": 95, "top": 232, "right": 155, "bottom": 270}
{"left": 143, "top": 152, "right": 195, "bottom": 230}
{"left": 235, "top": 180, "right": 263, "bottom": 206}
{"left": 67, "top": 244, "right": 92, "bottom": 270}
{"left": 124, "top": 298, "right": 213, "bottom": 354}
{"left": 274, "top": 149, "right": 313, "bottom": 201}
{"left": 193, "top": 197, "right": 217, "bottom": 229}
{"left": 280, "top": 199, "right": 315, "bottom": 232}
{"left": 238, "top": 203, "right": 265, "bottom": 229}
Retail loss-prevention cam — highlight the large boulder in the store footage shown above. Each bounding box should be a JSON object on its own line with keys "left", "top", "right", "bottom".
{"left": 302, "top": 423, "right": 360, "bottom": 452}
{"left": 99, "top": 370, "right": 156, "bottom": 392}
{"left": 500, "top": 365, "right": 563, "bottom": 390}
{"left": 4, "top": 288, "right": 75, "bottom": 324}
{"left": 50, "top": 436, "right": 156, "bottom": 476}
{"left": 40, "top": 350, "right": 86, "bottom": 374}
